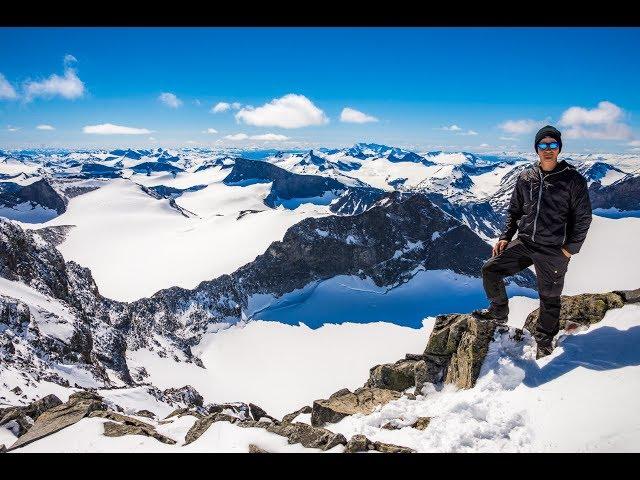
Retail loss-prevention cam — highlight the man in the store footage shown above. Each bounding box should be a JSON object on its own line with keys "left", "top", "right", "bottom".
{"left": 472, "top": 125, "right": 593, "bottom": 359}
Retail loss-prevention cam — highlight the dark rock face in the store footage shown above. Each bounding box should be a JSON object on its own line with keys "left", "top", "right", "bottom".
{"left": 0, "top": 178, "right": 67, "bottom": 221}
{"left": 265, "top": 422, "right": 347, "bottom": 451}
{"left": 311, "top": 387, "right": 401, "bottom": 427}
{"left": 524, "top": 291, "right": 625, "bottom": 333}
{"left": 223, "top": 157, "right": 346, "bottom": 207}
{"left": 162, "top": 386, "right": 204, "bottom": 408}
{"left": 130, "top": 162, "right": 184, "bottom": 175}
{"left": 589, "top": 174, "right": 640, "bottom": 211}
{"left": 329, "top": 187, "right": 386, "bottom": 215}
{"left": 79, "top": 163, "right": 121, "bottom": 178}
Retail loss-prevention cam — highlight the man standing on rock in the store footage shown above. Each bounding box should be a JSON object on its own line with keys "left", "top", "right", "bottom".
{"left": 472, "top": 125, "right": 593, "bottom": 358}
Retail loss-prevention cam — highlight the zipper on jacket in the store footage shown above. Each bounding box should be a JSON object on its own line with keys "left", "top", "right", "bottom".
{"left": 562, "top": 222, "right": 567, "bottom": 244}
{"left": 531, "top": 165, "right": 569, "bottom": 242}
{"left": 532, "top": 170, "right": 543, "bottom": 241}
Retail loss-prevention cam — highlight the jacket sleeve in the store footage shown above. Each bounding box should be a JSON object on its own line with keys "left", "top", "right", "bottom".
{"left": 563, "top": 175, "right": 592, "bottom": 254}
{"left": 498, "top": 175, "right": 524, "bottom": 242}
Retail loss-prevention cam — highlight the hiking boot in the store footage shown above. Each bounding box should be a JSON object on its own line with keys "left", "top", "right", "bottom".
{"left": 533, "top": 331, "right": 555, "bottom": 359}
{"left": 471, "top": 307, "right": 508, "bottom": 324}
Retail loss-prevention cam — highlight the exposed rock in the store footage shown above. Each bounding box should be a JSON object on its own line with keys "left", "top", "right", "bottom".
{"left": 0, "top": 444, "right": 6, "bottom": 453}
{"left": 412, "top": 417, "right": 431, "bottom": 430}
{"left": 102, "top": 421, "right": 176, "bottom": 444}
{"left": 613, "top": 288, "right": 640, "bottom": 304}
{"left": 423, "top": 313, "right": 498, "bottom": 389}
{"left": 10, "top": 386, "right": 22, "bottom": 395}
{"left": 248, "top": 443, "right": 269, "bottom": 453}
{"left": 8, "top": 391, "right": 106, "bottom": 451}
{"left": 162, "top": 385, "right": 204, "bottom": 408}
{"left": 0, "top": 394, "right": 63, "bottom": 437}
{"left": 524, "top": 291, "right": 625, "bottom": 334}
{"left": 282, "top": 405, "right": 312, "bottom": 423}
{"left": 135, "top": 410, "right": 156, "bottom": 419}
{"left": 184, "top": 413, "right": 239, "bottom": 445}
{"left": 164, "top": 407, "right": 203, "bottom": 420}
{"left": 367, "top": 359, "right": 418, "bottom": 391}
{"left": 265, "top": 422, "right": 346, "bottom": 451}
{"left": 311, "top": 387, "right": 402, "bottom": 427}
{"left": 344, "top": 434, "right": 415, "bottom": 453}
{"left": 248, "top": 403, "right": 277, "bottom": 423}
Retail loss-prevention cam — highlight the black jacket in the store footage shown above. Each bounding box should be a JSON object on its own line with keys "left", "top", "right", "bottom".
{"left": 498, "top": 159, "right": 592, "bottom": 254}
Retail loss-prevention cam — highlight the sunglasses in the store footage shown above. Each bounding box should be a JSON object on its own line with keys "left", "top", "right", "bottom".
{"left": 537, "top": 142, "right": 559, "bottom": 150}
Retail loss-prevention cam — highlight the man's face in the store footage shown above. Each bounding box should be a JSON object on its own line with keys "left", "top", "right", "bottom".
{"left": 537, "top": 136, "right": 559, "bottom": 165}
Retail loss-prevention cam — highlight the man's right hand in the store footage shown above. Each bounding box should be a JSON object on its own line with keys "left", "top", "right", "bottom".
{"left": 492, "top": 240, "right": 509, "bottom": 257}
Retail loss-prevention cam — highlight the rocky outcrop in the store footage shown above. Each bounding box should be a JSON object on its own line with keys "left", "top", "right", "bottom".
{"left": 0, "top": 394, "right": 62, "bottom": 437}
{"left": 344, "top": 434, "right": 415, "bottom": 453}
{"left": 311, "top": 387, "right": 402, "bottom": 427}
{"left": 524, "top": 290, "right": 629, "bottom": 333}
{"left": 7, "top": 391, "right": 106, "bottom": 451}
{"left": 423, "top": 313, "right": 499, "bottom": 389}
{"left": 90, "top": 410, "right": 176, "bottom": 445}
{"left": 248, "top": 443, "right": 269, "bottom": 453}
{"left": 366, "top": 359, "right": 419, "bottom": 392}
{"left": 264, "top": 422, "right": 346, "bottom": 451}
{"left": 282, "top": 405, "right": 312, "bottom": 423}
{"left": 162, "top": 386, "right": 204, "bottom": 408}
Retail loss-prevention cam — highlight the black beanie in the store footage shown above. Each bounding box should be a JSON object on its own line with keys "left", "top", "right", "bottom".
{"left": 535, "top": 125, "right": 562, "bottom": 153}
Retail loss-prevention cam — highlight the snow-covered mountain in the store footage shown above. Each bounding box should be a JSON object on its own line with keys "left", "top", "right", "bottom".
{"left": 2, "top": 143, "right": 640, "bottom": 452}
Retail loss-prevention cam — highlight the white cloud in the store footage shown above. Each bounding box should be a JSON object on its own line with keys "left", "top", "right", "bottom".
{"left": 460, "top": 130, "right": 478, "bottom": 136}
{"left": 24, "top": 67, "right": 85, "bottom": 102}
{"left": 63, "top": 54, "right": 77, "bottom": 67}
{"left": 559, "top": 101, "right": 632, "bottom": 140}
{"left": 158, "top": 92, "right": 183, "bottom": 108}
{"left": 193, "top": 99, "right": 202, "bottom": 106}
{"left": 479, "top": 143, "right": 490, "bottom": 148}
{"left": 7, "top": 125, "right": 20, "bottom": 132}
{"left": 340, "top": 107, "right": 378, "bottom": 123}
{"left": 223, "top": 132, "right": 290, "bottom": 141}
{"left": 498, "top": 119, "right": 542, "bottom": 136}
{"left": 0, "top": 74, "right": 18, "bottom": 100}
{"left": 231, "top": 102, "right": 242, "bottom": 110}
{"left": 203, "top": 128, "right": 218, "bottom": 134}
{"left": 235, "top": 94, "right": 328, "bottom": 129}
{"left": 224, "top": 133, "right": 249, "bottom": 140}
{"left": 36, "top": 124, "right": 55, "bottom": 130}
{"left": 628, "top": 140, "right": 640, "bottom": 147}
{"left": 441, "top": 124, "right": 462, "bottom": 131}
{"left": 499, "top": 136, "right": 518, "bottom": 141}
{"left": 149, "top": 136, "right": 157, "bottom": 141}
{"left": 250, "top": 133, "right": 289, "bottom": 141}
{"left": 83, "top": 123, "right": 153, "bottom": 135}
{"left": 212, "top": 102, "right": 231, "bottom": 113}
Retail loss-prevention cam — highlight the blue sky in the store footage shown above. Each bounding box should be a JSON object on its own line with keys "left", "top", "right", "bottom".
{"left": 1, "top": 27, "right": 639, "bottom": 153}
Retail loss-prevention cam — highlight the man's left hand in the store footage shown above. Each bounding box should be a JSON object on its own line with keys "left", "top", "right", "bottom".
{"left": 561, "top": 247, "right": 572, "bottom": 258}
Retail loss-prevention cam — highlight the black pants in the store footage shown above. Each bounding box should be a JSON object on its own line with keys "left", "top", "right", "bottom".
{"left": 480, "top": 236, "right": 571, "bottom": 339}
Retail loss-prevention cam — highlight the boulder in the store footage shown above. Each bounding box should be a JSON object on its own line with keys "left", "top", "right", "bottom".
{"left": 524, "top": 291, "right": 625, "bottom": 334}
{"left": 134, "top": 409, "right": 156, "bottom": 419}
{"left": 102, "top": 421, "right": 176, "bottom": 444}
{"left": 366, "top": 359, "right": 418, "bottom": 391}
{"left": 8, "top": 391, "right": 106, "bottom": 451}
{"left": 265, "top": 422, "right": 346, "bottom": 451}
{"left": 0, "top": 393, "right": 64, "bottom": 437}
{"left": 184, "top": 413, "right": 239, "bottom": 445}
{"left": 423, "top": 313, "right": 498, "bottom": 389}
{"left": 311, "top": 387, "right": 401, "bottom": 427}
{"left": 412, "top": 417, "right": 431, "bottom": 430}
{"left": 282, "top": 405, "right": 312, "bottom": 423}
{"left": 163, "top": 407, "right": 203, "bottom": 420}
{"left": 248, "top": 443, "right": 269, "bottom": 453}
{"left": 344, "top": 434, "right": 415, "bottom": 453}
{"left": 414, "top": 356, "right": 449, "bottom": 393}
